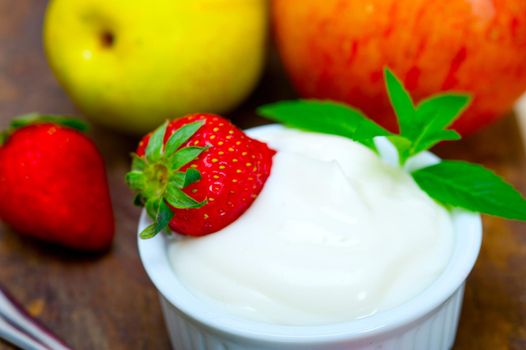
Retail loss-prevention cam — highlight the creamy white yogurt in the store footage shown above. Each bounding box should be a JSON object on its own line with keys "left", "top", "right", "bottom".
{"left": 168, "top": 126, "right": 454, "bottom": 325}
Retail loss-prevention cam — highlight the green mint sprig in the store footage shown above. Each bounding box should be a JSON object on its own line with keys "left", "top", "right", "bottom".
{"left": 256, "top": 100, "right": 392, "bottom": 152}
{"left": 384, "top": 69, "right": 470, "bottom": 164}
{"left": 258, "top": 67, "right": 526, "bottom": 221}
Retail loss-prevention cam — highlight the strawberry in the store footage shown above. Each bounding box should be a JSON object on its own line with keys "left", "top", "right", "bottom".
{"left": 126, "top": 113, "right": 275, "bottom": 237}
{"left": 0, "top": 115, "right": 115, "bottom": 251}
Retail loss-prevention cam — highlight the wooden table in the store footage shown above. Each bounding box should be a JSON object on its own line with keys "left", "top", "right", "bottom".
{"left": 1, "top": 1, "right": 525, "bottom": 349}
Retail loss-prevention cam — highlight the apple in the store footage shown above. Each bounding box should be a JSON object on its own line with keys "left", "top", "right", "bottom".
{"left": 272, "top": 0, "right": 526, "bottom": 135}
{"left": 43, "top": 0, "right": 267, "bottom": 134}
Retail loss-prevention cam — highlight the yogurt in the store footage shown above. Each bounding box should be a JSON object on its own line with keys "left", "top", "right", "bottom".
{"left": 168, "top": 126, "right": 454, "bottom": 326}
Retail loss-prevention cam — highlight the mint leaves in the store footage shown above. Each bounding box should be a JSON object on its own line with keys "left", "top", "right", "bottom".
{"left": 258, "top": 68, "right": 526, "bottom": 221}
{"left": 385, "top": 69, "right": 470, "bottom": 163}
{"left": 258, "top": 100, "right": 392, "bottom": 152}
{"left": 258, "top": 69, "right": 470, "bottom": 165}
{"left": 413, "top": 161, "right": 526, "bottom": 220}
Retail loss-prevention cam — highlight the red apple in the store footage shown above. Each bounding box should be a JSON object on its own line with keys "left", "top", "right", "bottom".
{"left": 272, "top": 0, "right": 526, "bottom": 135}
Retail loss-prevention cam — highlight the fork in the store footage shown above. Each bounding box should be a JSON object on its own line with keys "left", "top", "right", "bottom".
{"left": 0, "top": 284, "right": 72, "bottom": 350}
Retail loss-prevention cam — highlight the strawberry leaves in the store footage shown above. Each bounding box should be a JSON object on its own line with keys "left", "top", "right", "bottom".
{"left": 170, "top": 168, "right": 202, "bottom": 188}
{"left": 126, "top": 120, "right": 208, "bottom": 238}
{"left": 165, "top": 121, "right": 204, "bottom": 156}
{"left": 9, "top": 113, "right": 88, "bottom": 132}
{"left": 1, "top": 113, "right": 88, "bottom": 146}
{"left": 165, "top": 186, "right": 205, "bottom": 209}
{"left": 258, "top": 67, "right": 526, "bottom": 222}
{"left": 170, "top": 146, "right": 209, "bottom": 170}
{"left": 141, "top": 200, "right": 173, "bottom": 239}
{"left": 145, "top": 120, "right": 168, "bottom": 162}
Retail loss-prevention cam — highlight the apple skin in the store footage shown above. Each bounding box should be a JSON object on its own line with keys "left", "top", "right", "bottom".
{"left": 272, "top": 0, "right": 526, "bottom": 135}
{"left": 44, "top": 0, "right": 267, "bottom": 134}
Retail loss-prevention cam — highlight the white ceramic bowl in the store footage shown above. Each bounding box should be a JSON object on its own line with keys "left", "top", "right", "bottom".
{"left": 138, "top": 126, "right": 482, "bottom": 350}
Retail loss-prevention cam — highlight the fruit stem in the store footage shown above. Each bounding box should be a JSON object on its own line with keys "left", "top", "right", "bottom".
{"left": 144, "top": 162, "right": 170, "bottom": 198}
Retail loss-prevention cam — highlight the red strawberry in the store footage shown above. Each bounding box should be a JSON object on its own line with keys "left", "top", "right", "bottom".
{"left": 0, "top": 115, "right": 115, "bottom": 251}
{"left": 127, "top": 113, "right": 275, "bottom": 237}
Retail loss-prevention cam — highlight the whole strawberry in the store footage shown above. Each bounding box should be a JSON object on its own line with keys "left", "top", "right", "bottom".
{"left": 0, "top": 115, "right": 115, "bottom": 251}
{"left": 127, "top": 113, "right": 275, "bottom": 237}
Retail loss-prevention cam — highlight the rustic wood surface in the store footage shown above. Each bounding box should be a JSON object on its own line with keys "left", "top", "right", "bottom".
{"left": 0, "top": 1, "right": 525, "bottom": 349}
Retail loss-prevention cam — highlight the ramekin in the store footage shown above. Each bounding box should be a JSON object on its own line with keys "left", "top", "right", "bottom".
{"left": 138, "top": 125, "right": 483, "bottom": 350}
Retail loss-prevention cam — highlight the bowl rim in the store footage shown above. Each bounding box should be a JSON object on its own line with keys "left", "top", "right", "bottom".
{"left": 137, "top": 124, "right": 482, "bottom": 344}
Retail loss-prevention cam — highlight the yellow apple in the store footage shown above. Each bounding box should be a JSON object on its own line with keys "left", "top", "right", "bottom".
{"left": 43, "top": 0, "right": 267, "bottom": 134}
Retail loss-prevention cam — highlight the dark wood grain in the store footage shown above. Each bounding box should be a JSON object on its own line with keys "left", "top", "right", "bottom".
{"left": 0, "top": 1, "right": 525, "bottom": 349}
